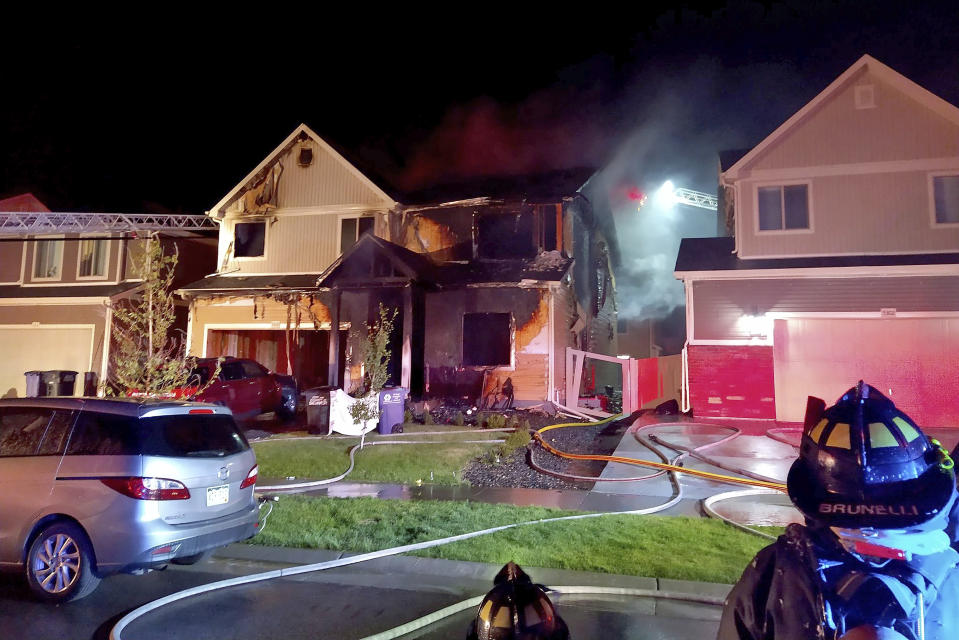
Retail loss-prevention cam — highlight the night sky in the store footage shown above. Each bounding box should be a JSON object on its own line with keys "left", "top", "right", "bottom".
{"left": 3, "top": 2, "right": 959, "bottom": 319}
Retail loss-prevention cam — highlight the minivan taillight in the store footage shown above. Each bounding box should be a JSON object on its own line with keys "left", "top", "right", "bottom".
{"left": 100, "top": 477, "right": 191, "bottom": 500}
{"left": 239, "top": 465, "right": 258, "bottom": 489}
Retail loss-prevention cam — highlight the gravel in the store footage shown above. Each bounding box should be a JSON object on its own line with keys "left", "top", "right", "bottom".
{"left": 462, "top": 413, "right": 632, "bottom": 491}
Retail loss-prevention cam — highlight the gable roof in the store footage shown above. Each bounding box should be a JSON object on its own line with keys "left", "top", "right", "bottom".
{"left": 724, "top": 54, "right": 959, "bottom": 179}
{"left": 209, "top": 123, "right": 398, "bottom": 217}
{"left": 317, "top": 233, "right": 436, "bottom": 287}
{"left": 0, "top": 193, "right": 51, "bottom": 212}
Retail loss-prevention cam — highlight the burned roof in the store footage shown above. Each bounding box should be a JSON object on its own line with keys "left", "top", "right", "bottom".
{"left": 432, "top": 251, "right": 572, "bottom": 286}
{"left": 675, "top": 237, "right": 959, "bottom": 273}
{"left": 401, "top": 167, "right": 596, "bottom": 205}
{"left": 176, "top": 273, "right": 326, "bottom": 295}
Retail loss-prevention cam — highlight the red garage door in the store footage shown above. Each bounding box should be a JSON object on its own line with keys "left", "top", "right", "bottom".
{"left": 773, "top": 318, "right": 959, "bottom": 427}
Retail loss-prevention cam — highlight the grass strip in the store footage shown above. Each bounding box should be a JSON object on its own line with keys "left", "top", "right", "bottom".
{"left": 249, "top": 495, "right": 784, "bottom": 584}
{"left": 253, "top": 436, "right": 498, "bottom": 485}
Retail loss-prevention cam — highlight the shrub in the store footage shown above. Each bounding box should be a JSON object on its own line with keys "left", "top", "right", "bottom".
{"left": 404, "top": 409, "right": 413, "bottom": 424}
{"left": 501, "top": 428, "right": 532, "bottom": 456}
{"left": 424, "top": 411, "right": 434, "bottom": 426}
{"left": 453, "top": 411, "right": 465, "bottom": 426}
{"left": 485, "top": 413, "right": 506, "bottom": 430}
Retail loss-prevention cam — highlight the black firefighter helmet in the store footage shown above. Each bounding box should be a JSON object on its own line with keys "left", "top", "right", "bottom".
{"left": 467, "top": 562, "right": 569, "bottom": 640}
{"left": 787, "top": 381, "right": 956, "bottom": 531}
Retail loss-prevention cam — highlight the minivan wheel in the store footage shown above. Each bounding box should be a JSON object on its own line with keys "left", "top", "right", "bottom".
{"left": 25, "top": 522, "right": 101, "bottom": 603}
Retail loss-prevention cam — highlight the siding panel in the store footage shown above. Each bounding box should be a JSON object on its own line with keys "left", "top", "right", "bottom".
{"left": 277, "top": 139, "right": 391, "bottom": 208}
{"left": 693, "top": 276, "right": 959, "bottom": 341}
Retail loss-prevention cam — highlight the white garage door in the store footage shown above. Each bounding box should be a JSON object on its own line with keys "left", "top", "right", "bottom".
{"left": 0, "top": 326, "right": 94, "bottom": 398}
{"left": 773, "top": 318, "right": 959, "bottom": 427}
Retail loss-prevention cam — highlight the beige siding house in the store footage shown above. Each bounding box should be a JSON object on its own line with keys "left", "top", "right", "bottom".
{"left": 0, "top": 194, "right": 216, "bottom": 397}
{"left": 675, "top": 55, "right": 959, "bottom": 428}
{"left": 179, "top": 125, "right": 620, "bottom": 405}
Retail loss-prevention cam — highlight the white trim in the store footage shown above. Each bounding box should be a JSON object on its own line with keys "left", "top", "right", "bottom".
{"left": 30, "top": 234, "right": 65, "bottom": 282}
{"left": 684, "top": 278, "right": 695, "bottom": 343}
{"left": 725, "top": 54, "right": 959, "bottom": 179}
{"left": 767, "top": 311, "right": 959, "bottom": 319}
{"left": 75, "top": 234, "right": 111, "bottom": 280}
{"left": 192, "top": 271, "right": 326, "bottom": 278}
{"left": 209, "top": 123, "right": 397, "bottom": 216}
{"left": 230, "top": 219, "right": 269, "bottom": 262}
{"left": 689, "top": 338, "right": 773, "bottom": 346}
{"left": 676, "top": 262, "right": 959, "bottom": 281}
{"left": 101, "top": 305, "right": 113, "bottom": 390}
{"left": 742, "top": 156, "right": 959, "bottom": 182}
{"left": 336, "top": 213, "right": 376, "bottom": 255}
{"left": 0, "top": 323, "right": 97, "bottom": 373}
{"left": 228, "top": 204, "right": 393, "bottom": 218}
{"left": 929, "top": 170, "right": 959, "bottom": 228}
{"left": 753, "top": 180, "right": 813, "bottom": 235}
{"left": 0, "top": 297, "right": 111, "bottom": 306}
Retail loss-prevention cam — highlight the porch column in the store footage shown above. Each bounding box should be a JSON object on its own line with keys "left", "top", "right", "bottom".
{"left": 401, "top": 285, "right": 412, "bottom": 389}
{"left": 328, "top": 290, "right": 341, "bottom": 387}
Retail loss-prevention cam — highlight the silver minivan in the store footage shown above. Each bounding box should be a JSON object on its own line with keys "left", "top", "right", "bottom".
{"left": 0, "top": 397, "right": 260, "bottom": 602}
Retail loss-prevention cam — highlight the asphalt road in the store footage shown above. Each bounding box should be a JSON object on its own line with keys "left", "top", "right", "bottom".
{"left": 0, "top": 550, "right": 724, "bottom": 640}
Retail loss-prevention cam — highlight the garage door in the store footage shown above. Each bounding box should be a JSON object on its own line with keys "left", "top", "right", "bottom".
{"left": 0, "top": 326, "right": 93, "bottom": 398}
{"left": 773, "top": 318, "right": 959, "bottom": 427}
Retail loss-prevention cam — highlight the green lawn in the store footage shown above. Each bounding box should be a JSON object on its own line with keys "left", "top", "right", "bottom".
{"left": 251, "top": 495, "right": 783, "bottom": 584}
{"left": 252, "top": 430, "right": 502, "bottom": 485}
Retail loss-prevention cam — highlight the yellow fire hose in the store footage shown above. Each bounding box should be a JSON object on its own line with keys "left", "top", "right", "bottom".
{"left": 535, "top": 414, "right": 788, "bottom": 493}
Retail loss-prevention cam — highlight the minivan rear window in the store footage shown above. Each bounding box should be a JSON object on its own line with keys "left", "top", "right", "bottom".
{"left": 66, "top": 412, "right": 249, "bottom": 458}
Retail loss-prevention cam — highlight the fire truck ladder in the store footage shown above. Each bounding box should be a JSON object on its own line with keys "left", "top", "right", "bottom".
{"left": 672, "top": 188, "right": 717, "bottom": 211}
{"left": 0, "top": 212, "right": 218, "bottom": 235}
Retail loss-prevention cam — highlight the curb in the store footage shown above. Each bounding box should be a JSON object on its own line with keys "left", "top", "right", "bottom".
{"left": 213, "top": 542, "right": 733, "bottom": 599}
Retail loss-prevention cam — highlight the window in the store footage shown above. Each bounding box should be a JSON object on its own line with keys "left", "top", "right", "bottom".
{"left": 66, "top": 412, "right": 140, "bottom": 456}
{"left": 0, "top": 408, "right": 53, "bottom": 456}
{"left": 463, "top": 313, "right": 512, "bottom": 367}
{"left": 933, "top": 174, "right": 959, "bottom": 224}
{"left": 477, "top": 211, "right": 536, "bottom": 259}
{"left": 340, "top": 216, "right": 374, "bottom": 253}
{"left": 234, "top": 222, "right": 266, "bottom": 258}
{"left": 758, "top": 184, "right": 809, "bottom": 231}
{"left": 78, "top": 237, "right": 109, "bottom": 278}
{"left": 33, "top": 237, "right": 63, "bottom": 279}
{"left": 617, "top": 319, "right": 627, "bottom": 333}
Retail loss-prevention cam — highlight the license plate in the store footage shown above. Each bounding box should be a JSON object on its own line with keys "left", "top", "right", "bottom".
{"left": 207, "top": 485, "right": 229, "bottom": 506}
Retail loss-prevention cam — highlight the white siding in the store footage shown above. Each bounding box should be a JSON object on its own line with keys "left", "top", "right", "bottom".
{"left": 277, "top": 139, "right": 391, "bottom": 208}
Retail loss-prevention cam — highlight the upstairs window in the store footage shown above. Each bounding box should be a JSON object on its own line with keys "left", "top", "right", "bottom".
{"left": 78, "top": 237, "right": 109, "bottom": 278}
{"left": 340, "top": 216, "right": 374, "bottom": 253}
{"left": 758, "top": 184, "right": 809, "bottom": 231}
{"left": 463, "top": 313, "right": 512, "bottom": 367}
{"left": 933, "top": 174, "right": 959, "bottom": 224}
{"left": 234, "top": 222, "right": 266, "bottom": 258}
{"left": 33, "top": 237, "right": 63, "bottom": 279}
{"left": 477, "top": 211, "right": 536, "bottom": 259}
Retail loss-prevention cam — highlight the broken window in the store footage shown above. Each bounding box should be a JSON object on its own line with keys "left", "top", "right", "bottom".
{"left": 234, "top": 222, "right": 266, "bottom": 258}
{"left": 463, "top": 313, "right": 512, "bottom": 366}
{"left": 477, "top": 211, "right": 536, "bottom": 259}
{"left": 340, "top": 216, "right": 375, "bottom": 253}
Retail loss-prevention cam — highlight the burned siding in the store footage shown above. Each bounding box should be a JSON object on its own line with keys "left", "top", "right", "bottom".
{"left": 423, "top": 287, "right": 550, "bottom": 403}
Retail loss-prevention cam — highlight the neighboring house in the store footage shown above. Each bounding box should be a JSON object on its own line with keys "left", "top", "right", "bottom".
{"left": 674, "top": 54, "right": 959, "bottom": 428}
{"left": 0, "top": 193, "right": 217, "bottom": 397}
{"left": 178, "top": 124, "right": 619, "bottom": 405}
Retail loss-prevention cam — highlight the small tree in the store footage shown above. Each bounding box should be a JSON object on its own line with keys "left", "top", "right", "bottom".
{"left": 108, "top": 234, "right": 199, "bottom": 396}
{"left": 347, "top": 304, "right": 398, "bottom": 426}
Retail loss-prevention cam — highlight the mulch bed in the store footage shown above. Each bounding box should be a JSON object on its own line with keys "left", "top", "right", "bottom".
{"left": 461, "top": 411, "right": 635, "bottom": 490}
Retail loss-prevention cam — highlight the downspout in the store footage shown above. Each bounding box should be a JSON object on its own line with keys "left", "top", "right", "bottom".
{"left": 681, "top": 278, "right": 694, "bottom": 413}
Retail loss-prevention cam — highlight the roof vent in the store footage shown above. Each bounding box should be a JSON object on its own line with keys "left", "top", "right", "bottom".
{"left": 297, "top": 145, "right": 314, "bottom": 167}
{"left": 855, "top": 84, "right": 876, "bottom": 110}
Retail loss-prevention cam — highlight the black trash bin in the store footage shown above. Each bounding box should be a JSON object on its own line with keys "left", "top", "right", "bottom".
{"left": 378, "top": 387, "right": 408, "bottom": 435}
{"left": 41, "top": 370, "right": 78, "bottom": 396}
{"left": 83, "top": 372, "right": 99, "bottom": 397}
{"left": 304, "top": 386, "right": 334, "bottom": 435}
{"left": 24, "top": 371, "right": 43, "bottom": 397}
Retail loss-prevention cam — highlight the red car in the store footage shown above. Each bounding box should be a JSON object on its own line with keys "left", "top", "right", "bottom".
{"left": 182, "top": 357, "right": 298, "bottom": 422}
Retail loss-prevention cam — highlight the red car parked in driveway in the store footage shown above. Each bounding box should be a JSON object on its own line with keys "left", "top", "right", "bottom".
{"left": 182, "top": 357, "right": 298, "bottom": 423}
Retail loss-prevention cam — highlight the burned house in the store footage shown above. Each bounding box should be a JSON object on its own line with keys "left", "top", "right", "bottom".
{"left": 178, "top": 124, "right": 619, "bottom": 406}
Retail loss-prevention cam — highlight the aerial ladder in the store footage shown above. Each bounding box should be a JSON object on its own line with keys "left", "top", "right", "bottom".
{"left": 632, "top": 181, "right": 718, "bottom": 212}
{"left": 0, "top": 211, "right": 218, "bottom": 236}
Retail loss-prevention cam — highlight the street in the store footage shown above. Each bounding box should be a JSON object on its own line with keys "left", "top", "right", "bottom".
{"left": 0, "top": 547, "right": 724, "bottom": 640}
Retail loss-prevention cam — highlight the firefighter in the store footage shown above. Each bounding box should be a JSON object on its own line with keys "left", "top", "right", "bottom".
{"left": 717, "top": 382, "right": 959, "bottom": 640}
{"left": 467, "top": 561, "right": 569, "bottom": 640}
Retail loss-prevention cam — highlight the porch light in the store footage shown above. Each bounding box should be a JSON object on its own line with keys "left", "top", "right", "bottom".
{"left": 740, "top": 311, "right": 772, "bottom": 339}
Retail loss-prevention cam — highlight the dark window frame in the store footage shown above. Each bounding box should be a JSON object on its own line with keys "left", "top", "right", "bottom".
{"left": 757, "top": 183, "right": 810, "bottom": 232}
{"left": 234, "top": 221, "right": 267, "bottom": 258}
{"left": 462, "top": 312, "right": 513, "bottom": 367}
